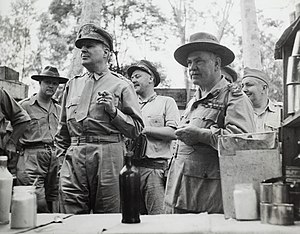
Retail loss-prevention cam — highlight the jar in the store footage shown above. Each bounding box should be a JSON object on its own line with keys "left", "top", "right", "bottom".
{"left": 0, "top": 156, "right": 13, "bottom": 225}
{"left": 233, "top": 183, "right": 258, "bottom": 220}
{"left": 10, "top": 186, "right": 37, "bottom": 229}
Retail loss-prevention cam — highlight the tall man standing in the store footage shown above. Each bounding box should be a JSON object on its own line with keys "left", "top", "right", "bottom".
{"left": 241, "top": 67, "right": 282, "bottom": 132}
{"left": 16, "top": 66, "right": 68, "bottom": 213}
{"left": 127, "top": 60, "right": 180, "bottom": 214}
{"left": 164, "top": 32, "right": 256, "bottom": 214}
{"left": 55, "top": 23, "right": 143, "bottom": 214}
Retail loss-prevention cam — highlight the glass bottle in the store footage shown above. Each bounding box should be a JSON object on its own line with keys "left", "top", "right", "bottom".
{"left": 233, "top": 183, "right": 258, "bottom": 220}
{"left": 119, "top": 151, "right": 140, "bottom": 223}
{"left": 0, "top": 156, "right": 13, "bottom": 225}
{"left": 10, "top": 186, "right": 37, "bottom": 229}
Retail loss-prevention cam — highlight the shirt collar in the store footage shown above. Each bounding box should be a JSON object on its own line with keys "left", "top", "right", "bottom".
{"left": 196, "top": 77, "right": 229, "bottom": 100}
{"left": 139, "top": 92, "right": 157, "bottom": 105}
{"left": 265, "top": 99, "right": 277, "bottom": 113}
{"left": 28, "top": 93, "right": 58, "bottom": 106}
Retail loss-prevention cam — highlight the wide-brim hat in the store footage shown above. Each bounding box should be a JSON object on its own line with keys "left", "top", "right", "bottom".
{"left": 31, "top": 66, "right": 68, "bottom": 84}
{"left": 75, "top": 23, "right": 113, "bottom": 51}
{"left": 127, "top": 60, "right": 161, "bottom": 87}
{"left": 174, "top": 32, "right": 235, "bottom": 67}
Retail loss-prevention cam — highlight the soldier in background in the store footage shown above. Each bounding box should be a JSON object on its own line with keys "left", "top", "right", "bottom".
{"left": 221, "top": 66, "right": 238, "bottom": 83}
{"left": 16, "top": 66, "right": 68, "bottom": 213}
{"left": 241, "top": 67, "right": 282, "bottom": 132}
{"left": 127, "top": 60, "right": 180, "bottom": 214}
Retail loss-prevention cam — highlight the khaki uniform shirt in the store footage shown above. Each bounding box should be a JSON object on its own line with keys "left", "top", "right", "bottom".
{"left": 254, "top": 99, "right": 282, "bottom": 132}
{"left": 182, "top": 78, "right": 256, "bottom": 149}
{"left": 139, "top": 93, "right": 180, "bottom": 159}
{"left": 0, "top": 88, "right": 30, "bottom": 151}
{"left": 164, "top": 78, "right": 256, "bottom": 213}
{"left": 55, "top": 70, "right": 143, "bottom": 150}
{"left": 18, "top": 94, "right": 61, "bottom": 146}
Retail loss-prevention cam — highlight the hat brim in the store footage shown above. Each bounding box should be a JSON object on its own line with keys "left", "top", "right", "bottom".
{"left": 127, "top": 65, "right": 151, "bottom": 78}
{"left": 127, "top": 65, "right": 160, "bottom": 87}
{"left": 31, "top": 75, "right": 68, "bottom": 84}
{"left": 174, "top": 42, "right": 235, "bottom": 67}
{"left": 75, "top": 38, "right": 109, "bottom": 50}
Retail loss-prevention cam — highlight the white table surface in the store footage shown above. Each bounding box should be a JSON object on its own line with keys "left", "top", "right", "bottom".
{"left": 1, "top": 213, "right": 300, "bottom": 234}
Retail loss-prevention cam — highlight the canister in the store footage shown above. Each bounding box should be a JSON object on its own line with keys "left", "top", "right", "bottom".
{"left": 10, "top": 186, "right": 37, "bottom": 229}
{"left": 260, "top": 202, "right": 272, "bottom": 224}
{"left": 260, "top": 182, "right": 273, "bottom": 203}
{"left": 272, "top": 182, "right": 289, "bottom": 203}
{"left": 268, "top": 203, "right": 294, "bottom": 225}
{"left": 233, "top": 183, "right": 258, "bottom": 220}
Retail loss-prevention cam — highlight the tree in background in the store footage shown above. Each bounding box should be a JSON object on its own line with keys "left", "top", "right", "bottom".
{"left": 0, "top": 0, "right": 285, "bottom": 101}
{"left": 0, "top": 0, "right": 37, "bottom": 80}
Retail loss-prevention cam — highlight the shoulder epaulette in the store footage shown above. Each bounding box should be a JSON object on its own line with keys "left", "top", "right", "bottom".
{"left": 228, "top": 83, "right": 243, "bottom": 97}
{"left": 111, "top": 71, "right": 125, "bottom": 80}
{"left": 73, "top": 72, "right": 87, "bottom": 79}
{"left": 19, "top": 97, "right": 30, "bottom": 105}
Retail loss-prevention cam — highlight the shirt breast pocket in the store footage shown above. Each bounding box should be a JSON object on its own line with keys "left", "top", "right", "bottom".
{"left": 28, "top": 112, "right": 44, "bottom": 133}
{"left": 66, "top": 97, "right": 80, "bottom": 120}
{"left": 191, "top": 108, "right": 221, "bottom": 128}
{"left": 147, "top": 115, "right": 164, "bottom": 127}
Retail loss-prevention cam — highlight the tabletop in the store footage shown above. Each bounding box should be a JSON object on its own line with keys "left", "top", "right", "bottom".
{"left": 1, "top": 213, "right": 300, "bottom": 234}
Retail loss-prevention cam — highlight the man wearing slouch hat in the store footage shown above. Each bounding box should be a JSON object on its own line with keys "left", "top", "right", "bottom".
{"left": 164, "top": 32, "right": 255, "bottom": 214}
{"left": 55, "top": 23, "right": 143, "bottom": 214}
{"left": 15, "top": 66, "right": 68, "bottom": 213}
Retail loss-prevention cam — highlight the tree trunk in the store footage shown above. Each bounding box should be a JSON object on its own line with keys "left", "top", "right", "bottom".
{"left": 67, "top": 0, "right": 103, "bottom": 78}
{"left": 240, "top": 0, "right": 262, "bottom": 69}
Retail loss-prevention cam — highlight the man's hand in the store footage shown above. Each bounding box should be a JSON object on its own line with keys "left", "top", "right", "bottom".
{"left": 175, "top": 124, "right": 211, "bottom": 145}
{"left": 97, "top": 91, "right": 117, "bottom": 118}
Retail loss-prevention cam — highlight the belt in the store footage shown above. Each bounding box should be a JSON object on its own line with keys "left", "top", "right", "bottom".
{"left": 71, "top": 134, "right": 122, "bottom": 145}
{"left": 133, "top": 158, "right": 168, "bottom": 170}
{"left": 22, "top": 142, "right": 55, "bottom": 149}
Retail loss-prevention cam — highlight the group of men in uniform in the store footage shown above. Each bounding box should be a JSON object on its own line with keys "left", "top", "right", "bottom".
{"left": 0, "top": 23, "right": 282, "bottom": 215}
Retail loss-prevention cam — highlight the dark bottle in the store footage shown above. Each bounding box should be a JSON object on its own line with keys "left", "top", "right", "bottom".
{"left": 119, "top": 151, "right": 140, "bottom": 223}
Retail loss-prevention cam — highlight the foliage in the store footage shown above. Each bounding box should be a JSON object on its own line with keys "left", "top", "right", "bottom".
{"left": 0, "top": 0, "right": 286, "bottom": 99}
{"left": 0, "top": 0, "right": 38, "bottom": 81}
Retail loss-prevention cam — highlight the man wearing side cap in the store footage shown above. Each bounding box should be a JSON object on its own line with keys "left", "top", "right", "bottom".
{"left": 127, "top": 60, "right": 180, "bottom": 215}
{"left": 55, "top": 24, "right": 143, "bottom": 214}
{"left": 15, "top": 66, "right": 68, "bottom": 213}
{"left": 164, "top": 32, "right": 255, "bottom": 214}
{"left": 241, "top": 67, "right": 282, "bottom": 132}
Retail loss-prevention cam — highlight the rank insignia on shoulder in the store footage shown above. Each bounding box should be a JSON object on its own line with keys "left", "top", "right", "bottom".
{"left": 228, "top": 83, "right": 243, "bottom": 96}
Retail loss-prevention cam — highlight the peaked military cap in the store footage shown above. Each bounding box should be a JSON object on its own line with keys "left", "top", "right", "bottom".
{"left": 75, "top": 23, "right": 113, "bottom": 51}
{"left": 127, "top": 60, "right": 161, "bottom": 87}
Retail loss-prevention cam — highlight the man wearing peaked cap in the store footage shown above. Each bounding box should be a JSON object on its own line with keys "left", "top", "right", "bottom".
{"left": 127, "top": 60, "right": 180, "bottom": 214}
{"left": 55, "top": 23, "right": 143, "bottom": 214}
{"left": 242, "top": 67, "right": 282, "bottom": 132}
{"left": 75, "top": 23, "right": 114, "bottom": 51}
{"left": 164, "top": 32, "right": 255, "bottom": 214}
{"left": 127, "top": 60, "right": 161, "bottom": 87}
{"left": 15, "top": 66, "right": 67, "bottom": 213}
